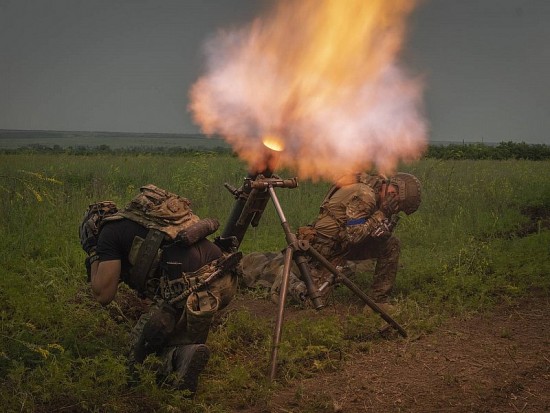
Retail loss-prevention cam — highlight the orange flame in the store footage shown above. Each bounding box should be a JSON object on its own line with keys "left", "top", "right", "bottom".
{"left": 262, "top": 135, "right": 285, "bottom": 152}
{"left": 190, "top": 0, "right": 427, "bottom": 181}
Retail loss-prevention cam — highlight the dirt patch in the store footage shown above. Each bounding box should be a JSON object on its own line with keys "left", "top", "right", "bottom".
{"left": 239, "top": 293, "right": 550, "bottom": 413}
{"left": 105, "top": 281, "right": 549, "bottom": 412}
{"left": 498, "top": 204, "right": 550, "bottom": 239}
{"left": 111, "top": 287, "right": 152, "bottom": 322}
{"left": 514, "top": 205, "right": 550, "bottom": 237}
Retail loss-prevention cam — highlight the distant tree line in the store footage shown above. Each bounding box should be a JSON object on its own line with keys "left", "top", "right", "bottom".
{"left": 425, "top": 141, "right": 550, "bottom": 160}
{"left": 1, "top": 141, "right": 549, "bottom": 160}
{"left": 0, "top": 144, "right": 234, "bottom": 156}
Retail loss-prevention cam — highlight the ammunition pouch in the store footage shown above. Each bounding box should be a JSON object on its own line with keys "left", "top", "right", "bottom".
{"left": 127, "top": 230, "right": 164, "bottom": 295}
{"left": 159, "top": 252, "right": 242, "bottom": 308}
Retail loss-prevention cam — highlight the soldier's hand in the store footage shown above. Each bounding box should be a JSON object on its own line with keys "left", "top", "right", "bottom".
{"left": 380, "top": 192, "right": 400, "bottom": 217}
{"left": 372, "top": 221, "right": 392, "bottom": 239}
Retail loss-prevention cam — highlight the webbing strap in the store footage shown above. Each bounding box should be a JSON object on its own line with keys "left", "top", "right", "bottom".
{"left": 130, "top": 229, "right": 165, "bottom": 292}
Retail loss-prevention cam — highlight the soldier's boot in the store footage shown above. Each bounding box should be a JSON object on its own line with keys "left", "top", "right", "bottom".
{"left": 172, "top": 344, "right": 211, "bottom": 395}
{"left": 369, "top": 237, "right": 401, "bottom": 303}
{"left": 308, "top": 266, "right": 333, "bottom": 302}
{"left": 270, "top": 265, "right": 307, "bottom": 305}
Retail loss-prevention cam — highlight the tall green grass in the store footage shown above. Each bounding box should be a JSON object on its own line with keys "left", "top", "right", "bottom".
{"left": 1, "top": 154, "right": 549, "bottom": 412}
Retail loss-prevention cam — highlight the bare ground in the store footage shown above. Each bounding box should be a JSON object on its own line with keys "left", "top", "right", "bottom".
{"left": 231, "top": 292, "right": 550, "bottom": 413}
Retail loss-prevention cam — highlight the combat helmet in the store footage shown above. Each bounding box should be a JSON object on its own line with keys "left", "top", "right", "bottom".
{"left": 388, "top": 173, "right": 422, "bottom": 215}
{"left": 79, "top": 201, "right": 119, "bottom": 238}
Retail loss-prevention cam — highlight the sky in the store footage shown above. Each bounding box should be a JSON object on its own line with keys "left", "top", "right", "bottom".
{"left": 0, "top": 0, "right": 549, "bottom": 144}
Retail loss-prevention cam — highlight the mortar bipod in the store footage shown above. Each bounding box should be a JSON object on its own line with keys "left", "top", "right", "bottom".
{"left": 265, "top": 180, "right": 407, "bottom": 381}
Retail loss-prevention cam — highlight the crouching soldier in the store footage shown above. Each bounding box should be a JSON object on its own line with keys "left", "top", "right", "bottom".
{"left": 239, "top": 172, "right": 421, "bottom": 312}
{"left": 79, "top": 184, "right": 240, "bottom": 395}
{"left": 298, "top": 172, "right": 422, "bottom": 308}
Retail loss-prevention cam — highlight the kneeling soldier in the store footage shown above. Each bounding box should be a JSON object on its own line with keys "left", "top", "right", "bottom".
{"left": 79, "top": 184, "right": 240, "bottom": 395}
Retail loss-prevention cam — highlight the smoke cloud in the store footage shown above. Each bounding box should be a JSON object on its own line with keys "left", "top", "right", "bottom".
{"left": 190, "top": 0, "right": 428, "bottom": 180}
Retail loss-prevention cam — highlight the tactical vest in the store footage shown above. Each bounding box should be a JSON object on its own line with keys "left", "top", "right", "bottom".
{"left": 305, "top": 174, "right": 385, "bottom": 259}
{"left": 317, "top": 173, "right": 385, "bottom": 228}
{"left": 102, "top": 185, "right": 219, "bottom": 295}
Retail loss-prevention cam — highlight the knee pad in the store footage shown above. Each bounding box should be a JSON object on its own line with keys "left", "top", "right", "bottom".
{"left": 141, "top": 304, "right": 178, "bottom": 352}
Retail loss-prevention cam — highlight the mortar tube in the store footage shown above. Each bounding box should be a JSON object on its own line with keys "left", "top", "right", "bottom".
{"left": 218, "top": 170, "right": 272, "bottom": 251}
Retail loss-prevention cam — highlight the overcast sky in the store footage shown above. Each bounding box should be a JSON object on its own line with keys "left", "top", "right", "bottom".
{"left": 0, "top": 0, "right": 549, "bottom": 144}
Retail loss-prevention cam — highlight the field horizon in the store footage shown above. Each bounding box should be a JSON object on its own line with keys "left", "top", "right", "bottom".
{"left": 0, "top": 129, "right": 230, "bottom": 150}
{"left": 1, "top": 128, "right": 537, "bottom": 149}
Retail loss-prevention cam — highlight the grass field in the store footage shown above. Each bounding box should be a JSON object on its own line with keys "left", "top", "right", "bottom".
{"left": 1, "top": 153, "right": 549, "bottom": 412}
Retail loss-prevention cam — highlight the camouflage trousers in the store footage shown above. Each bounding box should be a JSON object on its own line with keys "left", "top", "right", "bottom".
{"left": 238, "top": 251, "right": 345, "bottom": 306}
{"left": 238, "top": 235, "right": 400, "bottom": 305}
{"left": 238, "top": 251, "right": 307, "bottom": 304}
{"left": 344, "top": 235, "right": 401, "bottom": 302}
{"left": 128, "top": 270, "right": 237, "bottom": 379}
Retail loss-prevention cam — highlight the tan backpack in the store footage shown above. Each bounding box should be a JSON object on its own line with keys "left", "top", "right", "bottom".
{"left": 111, "top": 184, "right": 202, "bottom": 240}
{"left": 101, "top": 184, "right": 220, "bottom": 294}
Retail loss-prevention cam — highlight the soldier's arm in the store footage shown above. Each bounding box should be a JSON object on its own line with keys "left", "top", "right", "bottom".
{"left": 345, "top": 191, "right": 386, "bottom": 244}
{"left": 90, "top": 260, "right": 121, "bottom": 306}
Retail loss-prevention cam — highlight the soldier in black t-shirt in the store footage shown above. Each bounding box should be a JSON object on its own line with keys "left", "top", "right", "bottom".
{"left": 79, "top": 187, "right": 239, "bottom": 396}
{"left": 96, "top": 219, "right": 223, "bottom": 295}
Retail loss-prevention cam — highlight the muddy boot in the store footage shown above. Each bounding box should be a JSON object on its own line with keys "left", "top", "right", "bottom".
{"left": 363, "top": 301, "right": 396, "bottom": 316}
{"left": 172, "top": 344, "right": 211, "bottom": 395}
{"left": 270, "top": 264, "right": 307, "bottom": 305}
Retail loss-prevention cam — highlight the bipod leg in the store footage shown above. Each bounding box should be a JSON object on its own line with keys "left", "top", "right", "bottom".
{"left": 293, "top": 250, "right": 324, "bottom": 310}
{"left": 266, "top": 185, "right": 325, "bottom": 380}
{"left": 268, "top": 246, "right": 293, "bottom": 381}
{"left": 305, "top": 244, "right": 407, "bottom": 338}
{"left": 267, "top": 185, "right": 325, "bottom": 311}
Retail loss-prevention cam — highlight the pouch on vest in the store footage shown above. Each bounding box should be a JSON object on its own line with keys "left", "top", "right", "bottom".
{"left": 128, "top": 233, "right": 164, "bottom": 293}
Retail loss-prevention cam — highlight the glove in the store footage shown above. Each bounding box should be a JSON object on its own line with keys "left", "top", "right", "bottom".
{"left": 372, "top": 221, "right": 392, "bottom": 239}
{"left": 372, "top": 215, "right": 400, "bottom": 239}
{"left": 380, "top": 192, "right": 400, "bottom": 217}
{"left": 79, "top": 217, "right": 98, "bottom": 255}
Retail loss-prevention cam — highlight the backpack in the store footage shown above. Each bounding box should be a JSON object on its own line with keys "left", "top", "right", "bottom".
{"left": 107, "top": 184, "right": 202, "bottom": 239}
{"left": 102, "top": 184, "right": 220, "bottom": 295}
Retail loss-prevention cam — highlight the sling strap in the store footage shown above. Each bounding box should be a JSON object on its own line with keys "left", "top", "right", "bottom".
{"left": 129, "top": 229, "right": 165, "bottom": 292}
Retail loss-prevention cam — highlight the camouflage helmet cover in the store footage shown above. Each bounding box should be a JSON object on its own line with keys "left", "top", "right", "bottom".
{"left": 388, "top": 173, "right": 421, "bottom": 215}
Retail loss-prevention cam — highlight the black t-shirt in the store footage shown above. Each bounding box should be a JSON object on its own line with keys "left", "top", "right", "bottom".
{"left": 97, "top": 219, "right": 222, "bottom": 281}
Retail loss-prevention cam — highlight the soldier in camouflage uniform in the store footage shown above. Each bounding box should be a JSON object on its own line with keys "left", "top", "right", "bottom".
{"left": 241, "top": 172, "right": 421, "bottom": 307}
{"left": 79, "top": 185, "right": 239, "bottom": 395}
